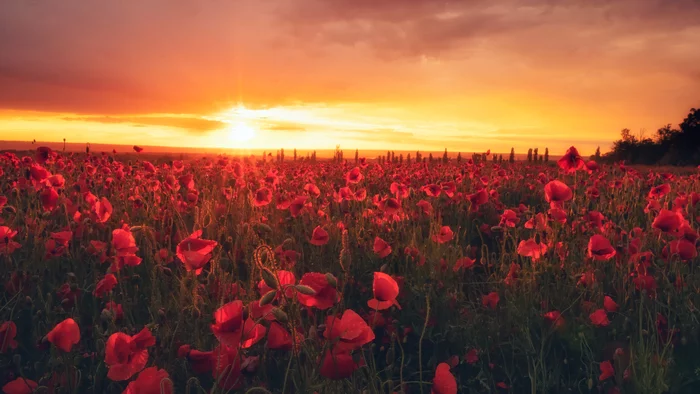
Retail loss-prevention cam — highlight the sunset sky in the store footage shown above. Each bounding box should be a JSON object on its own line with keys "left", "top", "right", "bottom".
{"left": 1, "top": 0, "right": 698, "bottom": 155}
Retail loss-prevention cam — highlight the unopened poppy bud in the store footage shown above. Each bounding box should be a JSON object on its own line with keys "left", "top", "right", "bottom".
{"left": 66, "top": 272, "right": 76, "bottom": 281}
{"left": 259, "top": 290, "right": 277, "bottom": 306}
{"left": 253, "top": 223, "right": 272, "bottom": 235}
{"left": 491, "top": 226, "right": 504, "bottom": 233}
{"left": 294, "top": 285, "right": 316, "bottom": 296}
{"left": 261, "top": 268, "right": 279, "bottom": 290}
{"left": 271, "top": 307, "right": 288, "bottom": 323}
{"left": 101, "top": 309, "right": 113, "bottom": 322}
{"left": 158, "top": 308, "right": 166, "bottom": 322}
{"left": 325, "top": 273, "right": 337, "bottom": 288}
{"left": 380, "top": 264, "right": 388, "bottom": 273}
{"left": 587, "top": 378, "right": 593, "bottom": 390}
{"left": 24, "top": 296, "right": 33, "bottom": 307}
{"left": 69, "top": 283, "right": 79, "bottom": 291}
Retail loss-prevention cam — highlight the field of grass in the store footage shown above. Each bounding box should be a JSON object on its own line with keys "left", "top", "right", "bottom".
{"left": 0, "top": 147, "right": 699, "bottom": 394}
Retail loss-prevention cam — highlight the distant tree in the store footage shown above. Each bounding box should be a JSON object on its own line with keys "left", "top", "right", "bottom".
{"left": 499, "top": 154, "right": 503, "bottom": 163}
{"left": 429, "top": 153, "right": 434, "bottom": 164}
{"left": 387, "top": 150, "right": 391, "bottom": 163}
{"left": 86, "top": 143, "right": 90, "bottom": 154}
{"left": 533, "top": 148, "right": 539, "bottom": 162}
{"left": 509, "top": 148, "right": 515, "bottom": 163}
{"left": 544, "top": 148, "right": 549, "bottom": 163}
{"left": 443, "top": 149, "right": 448, "bottom": 164}
{"left": 527, "top": 148, "right": 533, "bottom": 162}
{"left": 456, "top": 152, "right": 462, "bottom": 163}
{"left": 594, "top": 146, "right": 600, "bottom": 161}
{"left": 399, "top": 154, "right": 403, "bottom": 165}
{"left": 293, "top": 148, "right": 297, "bottom": 161}
{"left": 406, "top": 153, "right": 411, "bottom": 165}
{"left": 63, "top": 138, "right": 66, "bottom": 152}
{"left": 276, "top": 151, "right": 280, "bottom": 162}
{"left": 355, "top": 149, "right": 359, "bottom": 164}
{"left": 492, "top": 153, "right": 497, "bottom": 163}
{"left": 312, "top": 151, "right": 317, "bottom": 162}
{"left": 280, "top": 148, "right": 285, "bottom": 162}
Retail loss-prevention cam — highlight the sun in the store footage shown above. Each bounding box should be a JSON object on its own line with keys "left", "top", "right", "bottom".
{"left": 227, "top": 121, "right": 256, "bottom": 142}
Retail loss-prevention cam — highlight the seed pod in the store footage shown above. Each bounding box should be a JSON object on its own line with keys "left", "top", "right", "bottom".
{"left": 259, "top": 290, "right": 277, "bottom": 306}
{"left": 261, "top": 268, "right": 279, "bottom": 290}
{"left": 271, "top": 307, "right": 288, "bottom": 323}
{"left": 294, "top": 285, "right": 316, "bottom": 296}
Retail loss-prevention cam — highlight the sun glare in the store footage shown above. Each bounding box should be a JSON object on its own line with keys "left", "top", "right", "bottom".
{"left": 227, "top": 121, "right": 256, "bottom": 142}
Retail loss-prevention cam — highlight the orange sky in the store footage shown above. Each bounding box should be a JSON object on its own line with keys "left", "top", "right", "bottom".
{"left": 0, "top": 0, "right": 698, "bottom": 155}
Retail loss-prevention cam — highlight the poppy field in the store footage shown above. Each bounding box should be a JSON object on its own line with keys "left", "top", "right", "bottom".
{"left": 1, "top": 146, "right": 699, "bottom": 394}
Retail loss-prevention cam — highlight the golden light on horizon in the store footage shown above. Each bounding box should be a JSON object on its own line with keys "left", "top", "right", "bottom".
{"left": 227, "top": 120, "right": 256, "bottom": 143}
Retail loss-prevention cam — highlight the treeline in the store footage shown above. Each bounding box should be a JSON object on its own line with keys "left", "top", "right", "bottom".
{"left": 604, "top": 107, "right": 700, "bottom": 165}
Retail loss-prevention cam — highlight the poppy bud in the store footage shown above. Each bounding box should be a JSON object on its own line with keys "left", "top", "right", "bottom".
{"left": 271, "top": 307, "right": 288, "bottom": 323}
{"left": 12, "top": 354, "right": 21, "bottom": 366}
{"left": 67, "top": 272, "right": 76, "bottom": 281}
{"left": 158, "top": 308, "right": 166, "bottom": 322}
{"left": 24, "top": 296, "right": 33, "bottom": 308}
{"left": 69, "top": 283, "right": 79, "bottom": 291}
{"left": 261, "top": 268, "right": 279, "bottom": 290}
{"left": 101, "top": 309, "right": 113, "bottom": 322}
{"left": 294, "top": 285, "right": 316, "bottom": 296}
{"left": 259, "top": 290, "right": 277, "bottom": 306}
{"left": 587, "top": 378, "right": 593, "bottom": 390}
{"left": 325, "top": 273, "right": 337, "bottom": 288}
{"left": 380, "top": 264, "right": 388, "bottom": 273}
{"left": 3, "top": 206, "right": 16, "bottom": 214}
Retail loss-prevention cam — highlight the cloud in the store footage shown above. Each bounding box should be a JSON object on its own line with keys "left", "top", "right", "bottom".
{"left": 61, "top": 115, "right": 227, "bottom": 133}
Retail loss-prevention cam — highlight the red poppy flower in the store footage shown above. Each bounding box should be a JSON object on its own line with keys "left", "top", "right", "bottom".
{"left": 310, "top": 226, "right": 329, "bottom": 246}
{"left": 416, "top": 200, "right": 433, "bottom": 215}
{"left": 345, "top": 167, "right": 363, "bottom": 184}
{"left": 467, "top": 189, "right": 489, "bottom": 211}
{"left": 499, "top": 210, "right": 520, "bottom": 227}
{"left": 432, "top": 362, "right": 457, "bottom": 394}
{"left": 176, "top": 230, "right": 218, "bottom": 275}
{"left": 453, "top": 256, "right": 475, "bottom": 271}
{"left": 665, "top": 239, "right": 698, "bottom": 261}
{"left": 92, "top": 197, "right": 113, "bottom": 223}
{"left": 319, "top": 348, "right": 359, "bottom": 380}
{"left": 557, "top": 146, "right": 584, "bottom": 173}
{"left": 94, "top": 274, "right": 118, "bottom": 298}
{"left": 104, "top": 302, "right": 124, "bottom": 321}
{"left": 105, "top": 327, "right": 155, "bottom": 381}
{"left": 482, "top": 292, "right": 499, "bottom": 309}
{"left": 288, "top": 195, "right": 309, "bottom": 217}
{"left": 368, "top": 272, "right": 401, "bottom": 310}
{"left": 517, "top": 239, "right": 548, "bottom": 261}
{"left": 253, "top": 187, "right": 273, "bottom": 207}
{"left": 35, "top": 146, "right": 53, "bottom": 164}
{"left": 378, "top": 197, "right": 401, "bottom": 215}
{"left": 543, "top": 311, "right": 565, "bottom": 330}
{"left": 599, "top": 360, "right": 615, "bottom": 381}
{"left": 46, "top": 318, "right": 80, "bottom": 352}
{"left": 123, "top": 367, "right": 173, "bottom": 394}
{"left": 2, "top": 377, "right": 38, "bottom": 394}
{"left": 258, "top": 270, "right": 297, "bottom": 298}
{"left": 432, "top": 226, "right": 454, "bottom": 244}
{"left": 544, "top": 180, "right": 572, "bottom": 206}
{"left": 587, "top": 235, "right": 616, "bottom": 261}
{"left": 267, "top": 322, "right": 294, "bottom": 350}
{"left": 178, "top": 345, "right": 214, "bottom": 374}
{"left": 589, "top": 309, "right": 610, "bottom": 327}
{"left": 373, "top": 237, "right": 392, "bottom": 258}
{"left": 0, "top": 321, "right": 18, "bottom": 352}
{"left": 604, "top": 296, "right": 619, "bottom": 312}
{"left": 296, "top": 272, "right": 339, "bottom": 310}
{"left": 40, "top": 186, "right": 59, "bottom": 211}
{"left": 465, "top": 348, "right": 479, "bottom": 364}
{"left": 0, "top": 227, "right": 21, "bottom": 255}
{"left": 652, "top": 209, "right": 685, "bottom": 234}
{"left": 323, "top": 309, "right": 375, "bottom": 352}
{"left": 211, "top": 300, "right": 244, "bottom": 346}
{"left": 112, "top": 226, "right": 138, "bottom": 256}
{"left": 648, "top": 184, "right": 671, "bottom": 200}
